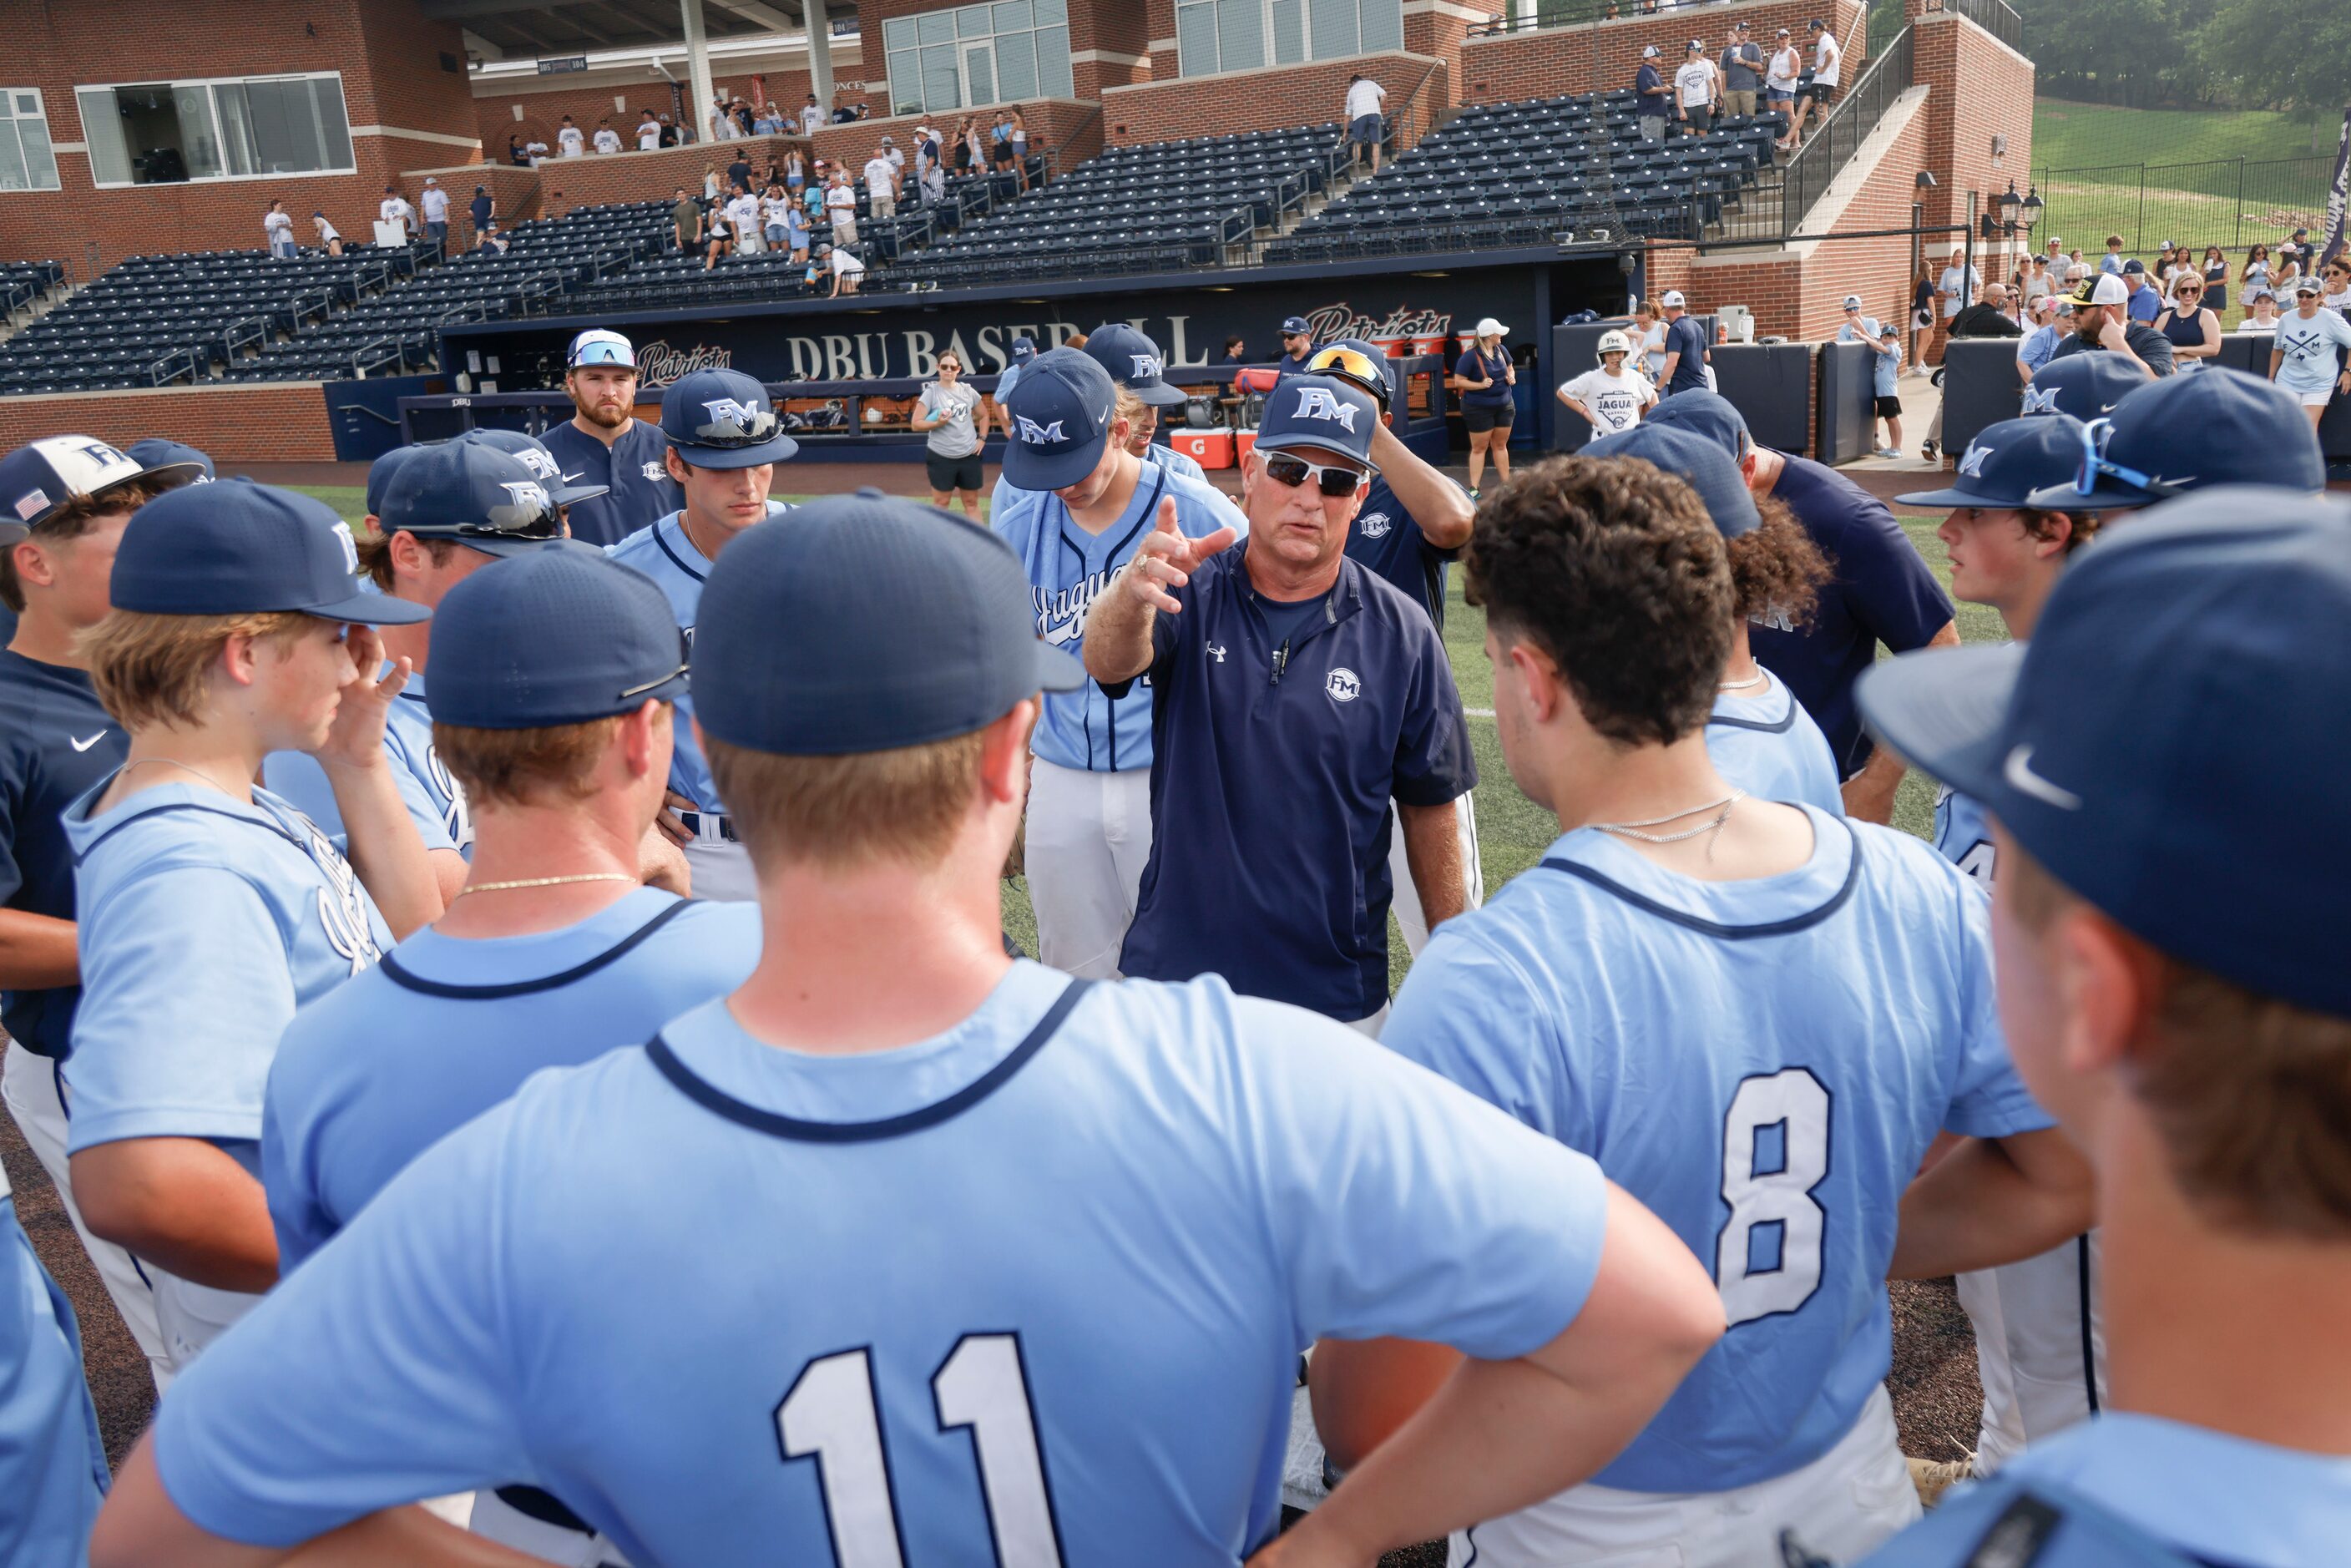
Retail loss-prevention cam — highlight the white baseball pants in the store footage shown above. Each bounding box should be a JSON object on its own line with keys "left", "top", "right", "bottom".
{"left": 1389, "top": 790, "right": 1484, "bottom": 956}
{"left": 1025, "top": 760, "right": 1152, "bottom": 979}
{"left": 1959, "top": 1232, "right": 2104, "bottom": 1474}
{"left": 680, "top": 817, "right": 759, "bottom": 903}
{"left": 1449, "top": 1385, "right": 1919, "bottom": 1566}
{"left": 3, "top": 1040, "right": 172, "bottom": 1390}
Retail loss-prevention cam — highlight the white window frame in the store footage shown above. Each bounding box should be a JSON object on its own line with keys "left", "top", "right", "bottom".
{"left": 0, "top": 87, "right": 61, "bottom": 192}
{"left": 73, "top": 70, "right": 356, "bottom": 190}
{"left": 1175, "top": 0, "right": 1401, "bottom": 78}
{"left": 884, "top": 0, "right": 1073, "bottom": 119}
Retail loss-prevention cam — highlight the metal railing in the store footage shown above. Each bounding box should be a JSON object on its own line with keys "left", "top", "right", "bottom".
{"left": 1745, "top": 23, "right": 1912, "bottom": 243}
{"left": 1920, "top": 0, "right": 2021, "bottom": 53}
{"left": 2030, "top": 154, "right": 2333, "bottom": 255}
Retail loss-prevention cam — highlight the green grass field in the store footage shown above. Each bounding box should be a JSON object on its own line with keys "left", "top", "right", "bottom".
{"left": 309, "top": 483, "right": 1988, "bottom": 989}
{"left": 2031, "top": 99, "right": 2323, "bottom": 177}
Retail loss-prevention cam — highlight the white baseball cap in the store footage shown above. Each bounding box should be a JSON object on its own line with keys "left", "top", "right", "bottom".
{"left": 2067, "top": 272, "right": 2129, "bottom": 308}
{"left": 1661, "top": 290, "right": 1686, "bottom": 308}
{"left": 1841, "top": 293, "right": 1863, "bottom": 309}
{"left": 1475, "top": 316, "right": 1509, "bottom": 338}
{"left": 2291, "top": 276, "right": 2324, "bottom": 296}
{"left": 1642, "top": 44, "right": 1659, "bottom": 57}
{"left": 1597, "top": 329, "right": 1633, "bottom": 356}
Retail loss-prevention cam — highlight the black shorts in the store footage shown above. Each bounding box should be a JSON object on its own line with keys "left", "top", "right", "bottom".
{"left": 1873, "top": 394, "right": 1903, "bottom": 417}
{"left": 1805, "top": 81, "right": 1838, "bottom": 104}
{"left": 927, "top": 449, "right": 983, "bottom": 493}
{"left": 1462, "top": 402, "right": 1514, "bottom": 433}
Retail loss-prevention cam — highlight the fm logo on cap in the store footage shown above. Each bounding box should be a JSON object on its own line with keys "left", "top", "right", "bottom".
{"left": 1959, "top": 443, "right": 1991, "bottom": 478}
{"left": 335, "top": 525, "right": 361, "bottom": 575}
{"left": 501, "top": 480, "right": 552, "bottom": 512}
{"left": 2020, "top": 387, "right": 2062, "bottom": 415}
{"left": 512, "top": 448, "right": 561, "bottom": 481}
{"left": 1017, "top": 415, "right": 1066, "bottom": 444}
{"left": 1292, "top": 388, "right": 1358, "bottom": 431}
{"left": 1130, "top": 353, "right": 1164, "bottom": 379}
{"left": 702, "top": 397, "right": 762, "bottom": 429}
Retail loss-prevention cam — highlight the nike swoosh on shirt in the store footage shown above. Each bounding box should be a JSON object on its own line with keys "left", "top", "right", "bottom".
{"left": 70, "top": 731, "right": 108, "bottom": 751}
{"left": 2004, "top": 745, "right": 2082, "bottom": 810}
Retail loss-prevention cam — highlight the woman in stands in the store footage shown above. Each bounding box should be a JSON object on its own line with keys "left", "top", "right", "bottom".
{"left": 1009, "top": 109, "right": 1031, "bottom": 192}
{"left": 702, "top": 204, "right": 734, "bottom": 272}
{"left": 784, "top": 148, "right": 806, "bottom": 196}
{"left": 2240, "top": 243, "right": 2273, "bottom": 313}
{"left": 1632, "top": 299, "right": 1666, "bottom": 382}
{"left": 2201, "top": 245, "right": 2229, "bottom": 311}
{"left": 2152, "top": 275, "right": 2220, "bottom": 372}
{"left": 263, "top": 201, "right": 296, "bottom": 260}
{"left": 1454, "top": 316, "right": 1517, "bottom": 498}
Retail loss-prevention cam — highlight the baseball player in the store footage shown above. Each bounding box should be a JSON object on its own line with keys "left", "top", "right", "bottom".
{"left": 605, "top": 367, "right": 799, "bottom": 903}
{"left": 1887, "top": 416, "right": 2106, "bottom": 1494}
{"left": 1328, "top": 454, "right": 2090, "bottom": 1565}
{"left": 1857, "top": 491, "right": 2351, "bottom": 1565}
{"left": 263, "top": 438, "right": 601, "bottom": 906}
{"left": 123, "top": 437, "right": 215, "bottom": 481}
{"left": 1555, "top": 329, "right": 1658, "bottom": 437}
{"left": 991, "top": 348, "right": 1245, "bottom": 978}
{"left": 538, "top": 330, "right": 684, "bottom": 548}
{"left": 0, "top": 1183, "right": 106, "bottom": 1561}
{"left": 2022, "top": 366, "right": 2326, "bottom": 516}
{"left": 89, "top": 493, "right": 1726, "bottom": 1568}
{"left": 1085, "top": 375, "right": 1476, "bottom": 1032}
{"left": 265, "top": 544, "right": 750, "bottom": 1565}
{"left": 1585, "top": 423, "right": 1843, "bottom": 816}
{"left": 1298, "top": 338, "right": 1484, "bottom": 956}
{"left": 62, "top": 480, "right": 440, "bottom": 1373}
{"left": 1080, "top": 322, "right": 1210, "bottom": 482}
{"left": 2015, "top": 350, "right": 2146, "bottom": 420}
{"left": 0, "top": 436, "right": 206, "bottom": 1390}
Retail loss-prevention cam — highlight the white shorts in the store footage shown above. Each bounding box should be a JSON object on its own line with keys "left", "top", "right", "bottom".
{"left": 1958, "top": 1232, "right": 2104, "bottom": 1474}
{"left": 465, "top": 1486, "right": 635, "bottom": 1566}
{"left": 3, "top": 1041, "right": 172, "bottom": 1390}
{"left": 680, "top": 817, "right": 758, "bottom": 903}
{"left": 1024, "top": 760, "right": 1152, "bottom": 979}
{"left": 149, "top": 1266, "right": 262, "bottom": 1375}
{"left": 2290, "top": 385, "right": 2333, "bottom": 407}
{"left": 1388, "top": 791, "right": 1484, "bottom": 958}
{"left": 1451, "top": 1385, "right": 1919, "bottom": 1567}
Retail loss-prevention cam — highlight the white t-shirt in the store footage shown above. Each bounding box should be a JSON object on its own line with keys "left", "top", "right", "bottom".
{"left": 2273, "top": 308, "right": 2351, "bottom": 393}
{"left": 639, "top": 121, "right": 662, "bottom": 149}
{"left": 1675, "top": 59, "right": 1716, "bottom": 109}
{"left": 863, "top": 157, "right": 896, "bottom": 194}
{"left": 311, "top": 215, "right": 340, "bottom": 243}
{"left": 1939, "top": 265, "right": 1979, "bottom": 317}
{"left": 1560, "top": 367, "right": 1656, "bottom": 434}
{"left": 824, "top": 184, "right": 856, "bottom": 221}
{"left": 801, "top": 105, "right": 824, "bottom": 135}
{"left": 885, "top": 147, "right": 905, "bottom": 172}
{"left": 1767, "top": 46, "right": 1802, "bottom": 93}
{"left": 379, "top": 196, "right": 413, "bottom": 225}
{"left": 760, "top": 194, "right": 791, "bottom": 229}
{"left": 594, "top": 128, "right": 623, "bottom": 154}
{"left": 420, "top": 186, "right": 447, "bottom": 223}
{"left": 264, "top": 210, "right": 294, "bottom": 246}
{"left": 830, "top": 247, "right": 866, "bottom": 278}
{"left": 558, "top": 125, "right": 585, "bottom": 157}
{"left": 1813, "top": 33, "right": 1842, "bottom": 86}
{"left": 524, "top": 139, "right": 549, "bottom": 160}
{"left": 725, "top": 194, "right": 761, "bottom": 236}
{"left": 1345, "top": 78, "right": 1387, "bottom": 122}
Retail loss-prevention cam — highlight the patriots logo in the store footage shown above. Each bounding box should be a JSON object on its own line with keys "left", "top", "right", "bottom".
{"left": 1291, "top": 387, "right": 1358, "bottom": 431}
{"left": 1130, "top": 352, "right": 1164, "bottom": 380}
{"left": 2020, "top": 386, "right": 2062, "bottom": 415}
{"left": 1017, "top": 415, "right": 1066, "bottom": 445}
{"left": 702, "top": 396, "right": 762, "bottom": 429}
{"left": 1958, "top": 443, "right": 1991, "bottom": 478}
{"left": 1357, "top": 510, "right": 1393, "bottom": 539}
{"left": 500, "top": 480, "right": 552, "bottom": 512}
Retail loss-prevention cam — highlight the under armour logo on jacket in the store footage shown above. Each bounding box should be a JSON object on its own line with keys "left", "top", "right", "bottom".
{"left": 1017, "top": 415, "right": 1066, "bottom": 444}
{"left": 702, "top": 397, "right": 762, "bottom": 428}
{"left": 1291, "top": 388, "right": 1358, "bottom": 430}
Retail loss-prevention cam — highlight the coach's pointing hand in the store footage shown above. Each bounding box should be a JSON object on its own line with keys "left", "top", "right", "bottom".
{"left": 1120, "top": 496, "right": 1236, "bottom": 615}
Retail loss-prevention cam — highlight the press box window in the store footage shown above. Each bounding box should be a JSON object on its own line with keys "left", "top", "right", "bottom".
{"left": 0, "top": 89, "right": 60, "bottom": 192}
{"left": 75, "top": 73, "right": 354, "bottom": 187}
{"left": 882, "top": 0, "right": 1074, "bottom": 119}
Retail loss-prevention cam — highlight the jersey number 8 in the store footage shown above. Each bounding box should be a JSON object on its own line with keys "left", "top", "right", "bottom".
{"left": 1716, "top": 1068, "right": 1832, "bottom": 1327}
{"left": 776, "top": 1333, "right": 1064, "bottom": 1566}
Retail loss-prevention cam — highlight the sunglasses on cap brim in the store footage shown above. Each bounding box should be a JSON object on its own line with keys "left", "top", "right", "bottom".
{"left": 684, "top": 407, "right": 784, "bottom": 448}
{"left": 2072, "top": 417, "right": 2183, "bottom": 503}
{"left": 570, "top": 343, "right": 635, "bottom": 369}
{"left": 1263, "top": 453, "right": 1369, "bottom": 497}
{"left": 1305, "top": 346, "right": 1391, "bottom": 408}
{"left": 619, "top": 628, "right": 693, "bottom": 700}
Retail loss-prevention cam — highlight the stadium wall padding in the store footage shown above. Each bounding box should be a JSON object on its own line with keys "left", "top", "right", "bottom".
{"left": 1815, "top": 343, "right": 1880, "bottom": 465}
{"left": 1710, "top": 343, "right": 1814, "bottom": 456}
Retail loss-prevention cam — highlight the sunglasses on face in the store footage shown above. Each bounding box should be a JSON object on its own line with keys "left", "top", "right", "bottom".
{"left": 2073, "top": 417, "right": 2184, "bottom": 502}
{"left": 1263, "top": 453, "right": 1368, "bottom": 497}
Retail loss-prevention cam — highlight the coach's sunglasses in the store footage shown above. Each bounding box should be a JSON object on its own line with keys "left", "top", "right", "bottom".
{"left": 1262, "top": 453, "right": 1369, "bottom": 497}
{"left": 2072, "top": 417, "right": 2184, "bottom": 502}
{"left": 1306, "top": 346, "right": 1392, "bottom": 410}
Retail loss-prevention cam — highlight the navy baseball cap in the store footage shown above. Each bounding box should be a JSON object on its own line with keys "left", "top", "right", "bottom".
{"left": 1279, "top": 316, "right": 1312, "bottom": 336}
{"left": 693, "top": 488, "right": 1081, "bottom": 756}
{"left": 1252, "top": 374, "right": 1378, "bottom": 468}
{"left": 1083, "top": 323, "right": 1187, "bottom": 407}
{"left": 377, "top": 440, "right": 576, "bottom": 559}
{"left": 365, "top": 444, "right": 424, "bottom": 520}
{"left": 1001, "top": 348, "right": 1116, "bottom": 491}
{"left": 2024, "top": 368, "right": 2323, "bottom": 510}
{"left": 1858, "top": 490, "right": 2351, "bottom": 1017}
{"left": 111, "top": 480, "right": 428, "bottom": 625}
{"left": 456, "top": 428, "right": 609, "bottom": 510}
{"left": 2018, "top": 354, "right": 2145, "bottom": 421}
{"left": 2120, "top": 258, "right": 2146, "bottom": 276}
{"left": 427, "top": 543, "right": 689, "bottom": 728}
{"left": 1009, "top": 335, "right": 1037, "bottom": 363}
{"left": 0, "top": 436, "right": 207, "bottom": 544}
{"left": 1895, "top": 414, "right": 2087, "bottom": 509}
{"left": 1641, "top": 388, "right": 1752, "bottom": 460}
{"left": 124, "top": 439, "right": 215, "bottom": 483}
{"left": 660, "top": 369, "right": 801, "bottom": 468}
{"left": 1585, "top": 422, "right": 1760, "bottom": 538}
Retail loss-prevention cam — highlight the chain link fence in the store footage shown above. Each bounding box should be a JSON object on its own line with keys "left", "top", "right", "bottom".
{"left": 2031, "top": 154, "right": 2332, "bottom": 257}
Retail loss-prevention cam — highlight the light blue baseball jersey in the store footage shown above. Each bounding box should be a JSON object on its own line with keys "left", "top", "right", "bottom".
{"left": 606, "top": 503, "right": 791, "bottom": 814}
{"left": 992, "top": 459, "right": 1246, "bottom": 772}
{"left": 154, "top": 963, "right": 1606, "bottom": 1564}
{"left": 264, "top": 889, "right": 761, "bottom": 1273}
{"left": 0, "top": 1190, "right": 107, "bottom": 1562}
{"left": 1151, "top": 439, "right": 1210, "bottom": 483}
{"left": 263, "top": 667, "right": 468, "bottom": 858}
{"left": 1383, "top": 807, "right": 2051, "bottom": 1492}
{"left": 1706, "top": 668, "right": 1844, "bottom": 817}
{"left": 1933, "top": 784, "right": 1995, "bottom": 886}
{"left": 63, "top": 780, "right": 392, "bottom": 1159}
{"left": 1861, "top": 1413, "right": 2351, "bottom": 1566}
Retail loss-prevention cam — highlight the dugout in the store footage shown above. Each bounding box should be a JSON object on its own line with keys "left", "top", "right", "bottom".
{"left": 1548, "top": 321, "right": 1815, "bottom": 458}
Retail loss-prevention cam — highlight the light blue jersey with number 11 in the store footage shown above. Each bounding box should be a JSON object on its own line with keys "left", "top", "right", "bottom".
{"left": 153, "top": 963, "right": 1608, "bottom": 1565}
{"left": 1385, "top": 806, "right": 2052, "bottom": 1493}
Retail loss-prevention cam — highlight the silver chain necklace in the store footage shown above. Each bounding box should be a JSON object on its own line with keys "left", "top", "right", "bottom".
{"left": 1591, "top": 789, "right": 1747, "bottom": 846}
{"left": 1718, "top": 668, "right": 1767, "bottom": 691}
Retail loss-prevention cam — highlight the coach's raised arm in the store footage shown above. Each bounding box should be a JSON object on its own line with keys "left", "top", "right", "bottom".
{"left": 1079, "top": 495, "right": 1236, "bottom": 683}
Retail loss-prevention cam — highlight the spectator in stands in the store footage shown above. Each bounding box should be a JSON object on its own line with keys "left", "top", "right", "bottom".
{"left": 468, "top": 185, "right": 493, "bottom": 247}
{"left": 418, "top": 177, "right": 448, "bottom": 251}
{"left": 594, "top": 119, "right": 623, "bottom": 155}
{"left": 380, "top": 185, "right": 417, "bottom": 235}
{"left": 310, "top": 210, "right": 342, "bottom": 257}
{"left": 1720, "top": 23, "right": 1762, "bottom": 119}
{"left": 1454, "top": 317, "right": 1516, "bottom": 497}
{"left": 726, "top": 152, "right": 753, "bottom": 195}
{"left": 962, "top": 117, "right": 986, "bottom": 175}
{"left": 702, "top": 203, "right": 734, "bottom": 271}
{"left": 2245, "top": 286, "right": 2282, "bottom": 331}
{"left": 1277, "top": 316, "right": 1316, "bottom": 373}
{"left": 1345, "top": 73, "right": 1388, "bottom": 175}
{"left": 781, "top": 193, "right": 811, "bottom": 262}
{"left": 2049, "top": 271, "right": 2173, "bottom": 378}
{"left": 864, "top": 145, "right": 900, "bottom": 220}
{"left": 2016, "top": 250, "right": 2054, "bottom": 313}
{"left": 1909, "top": 261, "right": 1936, "bottom": 366}
{"left": 881, "top": 135, "right": 905, "bottom": 179}
{"left": 507, "top": 133, "right": 528, "bottom": 167}
{"left": 2016, "top": 296, "right": 2067, "bottom": 382}
{"left": 478, "top": 218, "right": 508, "bottom": 255}
{"left": 2270, "top": 277, "right": 2351, "bottom": 430}
{"left": 1635, "top": 46, "right": 1670, "bottom": 143}
{"left": 670, "top": 187, "right": 700, "bottom": 254}
{"left": 1920, "top": 282, "right": 2021, "bottom": 462}
{"left": 1764, "top": 28, "right": 1801, "bottom": 124}
{"left": 823, "top": 169, "right": 858, "bottom": 246}
{"left": 558, "top": 116, "right": 585, "bottom": 159}
{"left": 781, "top": 148, "right": 805, "bottom": 195}
{"left": 2101, "top": 233, "right": 2126, "bottom": 275}
{"left": 918, "top": 127, "right": 947, "bottom": 206}
{"left": 2273, "top": 253, "right": 2305, "bottom": 301}
{"left": 2239, "top": 243, "right": 2274, "bottom": 310}
{"left": 751, "top": 102, "right": 782, "bottom": 136}
{"left": 2322, "top": 255, "right": 2351, "bottom": 315}
{"left": 1674, "top": 40, "right": 1718, "bottom": 136}
{"left": 1654, "top": 289, "right": 1710, "bottom": 398}
{"left": 733, "top": 99, "right": 756, "bottom": 138}
{"left": 801, "top": 95, "right": 824, "bottom": 137}
{"left": 822, "top": 242, "right": 864, "bottom": 299}
{"left": 1782, "top": 17, "right": 1841, "bottom": 149}
{"left": 1009, "top": 109, "right": 1030, "bottom": 190}
{"left": 524, "top": 134, "right": 550, "bottom": 161}
{"left": 707, "top": 95, "right": 735, "bottom": 142}
{"left": 914, "top": 352, "right": 990, "bottom": 514}
{"left": 990, "top": 111, "right": 1014, "bottom": 176}
{"left": 2119, "top": 259, "right": 2162, "bottom": 324}
{"left": 724, "top": 185, "right": 761, "bottom": 255}
{"left": 703, "top": 164, "right": 721, "bottom": 200}
{"left": 2200, "top": 244, "right": 2229, "bottom": 299}
{"left": 638, "top": 109, "right": 662, "bottom": 151}
{"left": 1836, "top": 293, "right": 1881, "bottom": 343}
{"left": 2153, "top": 274, "right": 2221, "bottom": 372}
{"left": 760, "top": 184, "right": 791, "bottom": 254}
{"left": 2282, "top": 225, "right": 2312, "bottom": 268}
{"left": 264, "top": 200, "right": 296, "bottom": 259}
{"left": 657, "top": 112, "right": 680, "bottom": 147}
{"left": 1934, "top": 245, "right": 1978, "bottom": 331}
